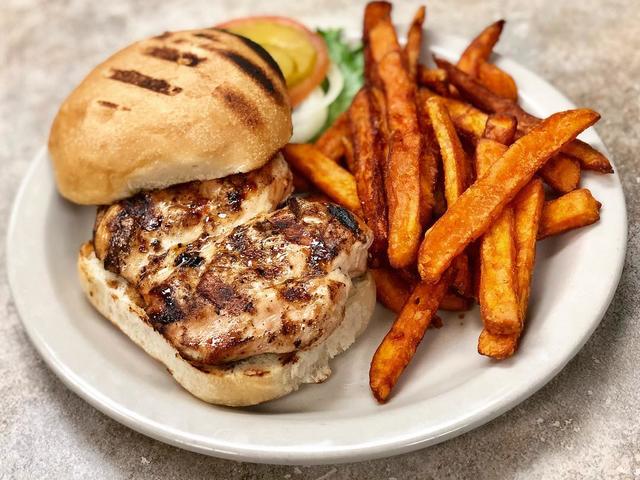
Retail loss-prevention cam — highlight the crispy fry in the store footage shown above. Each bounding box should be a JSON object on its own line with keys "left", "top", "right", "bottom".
{"left": 426, "top": 96, "right": 472, "bottom": 293}
{"left": 477, "top": 61, "right": 518, "bottom": 101}
{"left": 478, "top": 179, "right": 544, "bottom": 359}
{"left": 404, "top": 6, "right": 425, "bottom": 81}
{"left": 416, "top": 94, "right": 440, "bottom": 227}
{"left": 349, "top": 88, "right": 389, "bottom": 259}
{"left": 342, "top": 136, "right": 356, "bottom": 173}
{"left": 477, "top": 330, "right": 517, "bottom": 359}
{"left": 539, "top": 154, "right": 581, "bottom": 193}
{"left": 419, "top": 89, "right": 488, "bottom": 142}
{"left": 563, "top": 140, "right": 613, "bottom": 173}
{"left": 538, "top": 188, "right": 602, "bottom": 239}
{"left": 514, "top": 179, "right": 545, "bottom": 319}
{"left": 379, "top": 50, "right": 422, "bottom": 268}
{"left": 370, "top": 268, "right": 454, "bottom": 403}
{"left": 483, "top": 114, "right": 516, "bottom": 145}
{"left": 418, "top": 109, "right": 600, "bottom": 283}
{"left": 369, "top": 22, "right": 402, "bottom": 63}
{"left": 314, "top": 111, "right": 350, "bottom": 161}
{"left": 457, "top": 19, "right": 505, "bottom": 75}
{"left": 363, "top": 1, "right": 393, "bottom": 85}
{"left": 370, "top": 267, "right": 411, "bottom": 313}
{"left": 476, "top": 139, "right": 519, "bottom": 335}
{"left": 417, "top": 66, "right": 449, "bottom": 96}
{"left": 440, "top": 291, "right": 471, "bottom": 311}
{"left": 283, "top": 144, "right": 361, "bottom": 213}
{"left": 426, "top": 96, "right": 470, "bottom": 201}
{"left": 436, "top": 58, "right": 613, "bottom": 173}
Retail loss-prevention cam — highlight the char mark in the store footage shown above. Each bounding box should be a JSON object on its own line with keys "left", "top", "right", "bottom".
{"left": 97, "top": 100, "right": 131, "bottom": 111}
{"left": 327, "top": 204, "right": 361, "bottom": 235}
{"left": 97, "top": 100, "right": 118, "bottom": 109}
{"left": 279, "top": 281, "right": 312, "bottom": 303}
{"left": 193, "top": 31, "right": 219, "bottom": 41}
{"left": 174, "top": 251, "right": 204, "bottom": 268}
{"left": 218, "top": 51, "right": 284, "bottom": 105}
{"left": 214, "top": 85, "right": 263, "bottom": 129}
{"left": 108, "top": 69, "right": 182, "bottom": 96}
{"left": 102, "top": 194, "right": 161, "bottom": 273}
{"left": 197, "top": 271, "right": 255, "bottom": 315}
{"left": 143, "top": 46, "right": 205, "bottom": 67}
{"left": 215, "top": 28, "right": 285, "bottom": 81}
{"left": 147, "top": 285, "right": 183, "bottom": 325}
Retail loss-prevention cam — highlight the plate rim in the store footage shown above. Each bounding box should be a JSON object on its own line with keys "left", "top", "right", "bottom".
{"left": 7, "top": 30, "right": 628, "bottom": 465}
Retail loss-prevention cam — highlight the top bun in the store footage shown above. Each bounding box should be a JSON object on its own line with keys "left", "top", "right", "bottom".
{"left": 49, "top": 28, "right": 292, "bottom": 205}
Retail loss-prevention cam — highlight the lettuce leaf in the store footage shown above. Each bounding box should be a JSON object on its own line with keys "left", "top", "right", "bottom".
{"left": 316, "top": 29, "right": 364, "bottom": 137}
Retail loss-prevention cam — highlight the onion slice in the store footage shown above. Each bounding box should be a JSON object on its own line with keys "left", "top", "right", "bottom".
{"left": 291, "top": 64, "right": 344, "bottom": 143}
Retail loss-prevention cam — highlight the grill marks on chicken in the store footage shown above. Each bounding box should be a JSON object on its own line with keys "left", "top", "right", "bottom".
{"left": 93, "top": 155, "right": 293, "bottom": 287}
{"left": 93, "top": 162, "right": 372, "bottom": 365}
{"left": 142, "top": 199, "right": 371, "bottom": 364}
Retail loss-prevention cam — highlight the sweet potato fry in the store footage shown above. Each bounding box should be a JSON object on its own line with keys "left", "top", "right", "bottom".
{"left": 562, "top": 140, "right": 613, "bottom": 173}
{"left": 538, "top": 188, "right": 602, "bottom": 239}
{"left": 341, "top": 136, "right": 356, "bottom": 173}
{"left": 404, "top": 6, "right": 425, "bottom": 81}
{"left": 482, "top": 114, "right": 516, "bottom": 145}
{"left": 477, "top": 61, "right": 518, "bottom": 101}
{"left": 283, "top": 144, "right": 361, "bottom": 213}
{"left": 416, "top": 96, "right": 440, "bottom": 227}
{"left": 417, "top": 67, "right": 449, "bottom": 96}
{"left": 478, "top": 179, "right": 544, "bottom": 359}
{"left": 436, "top": 58, "right": 613, "bottom": 173}
{"left": 440, "top": 291, "right": 471, "bottom": 311}
{"left": 363, "top": 1, "right": 393, "bottom": 85}
{"left": 370, "top": 267, "right": 411, "bottom": 313}
{"left": 370, "top": 268, "right": 454, "bottom": 403}
{"left": 418, "top": 109, "right": 600, "bottom": 283}
{"left": 477, "top": 330, "right": 517, "bottom": 360}
{"left": 379, "top": 50, "right": 423, "bottom": 268}
{"left": 476, "top": 139, "right": 519, "bottom": 335}
{"left": 369, "top": 23, "right": 401, "bottom": 63}
{"left": 419, "top": 89, "right": 488, "bottom": 142}
{"left": 426, "top": 96, "right": 470, "bottom": 200}
{"left": 513, "top": 179, "right": 545, "bottom": 320}
{"left": 457, "top": 19, "right": 505, "bottom": 75}
{"left": 539, "top": 153, "right": 581, "bottom": 193}
{"left": 315, "top": 111, "right": 350, "bottom": 161}
{"left": 349, "top": 88, "right": 389, "bottom": 259}
{"left": 426, "top": 96, "right": 472, "bottom": 293}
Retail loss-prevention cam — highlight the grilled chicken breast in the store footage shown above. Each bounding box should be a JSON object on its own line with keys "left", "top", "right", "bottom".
{"left": 93, "top": 159, "right": 372, "bottom": 365}
{"left": 93, "top": 154, "right": 292, "bottom": 289}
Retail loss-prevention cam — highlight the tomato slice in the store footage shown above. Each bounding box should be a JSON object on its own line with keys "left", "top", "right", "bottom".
{"left": 217, "top": 16, "right": 330, "bottom": 107}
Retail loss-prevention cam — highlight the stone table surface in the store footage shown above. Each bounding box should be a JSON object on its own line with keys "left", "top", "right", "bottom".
{"left": 2, "top": 0, "right": 639, "bottom": 478}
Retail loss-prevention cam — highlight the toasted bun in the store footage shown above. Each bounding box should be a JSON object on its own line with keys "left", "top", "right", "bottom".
{"left": 78, "top": 244, "right": 375, "bottom": 407}
{"left": 49, "top": 28, "right": 292, "bottom": 205}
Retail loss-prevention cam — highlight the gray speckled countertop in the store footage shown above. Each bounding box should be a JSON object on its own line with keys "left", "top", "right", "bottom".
{"left": 2, "top": 1, "right": 639, "bottom": 478}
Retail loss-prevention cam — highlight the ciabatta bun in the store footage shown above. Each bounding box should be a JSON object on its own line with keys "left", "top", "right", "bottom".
{"left": 77, "top": 243, "right": 375, "bottom": 407}
{"left": 49, "top": 28, "right": 291, "bottom": 205}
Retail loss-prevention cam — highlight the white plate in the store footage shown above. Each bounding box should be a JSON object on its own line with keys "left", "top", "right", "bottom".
{"left": 7, "top": 31, "right": 627, "bottom": 465}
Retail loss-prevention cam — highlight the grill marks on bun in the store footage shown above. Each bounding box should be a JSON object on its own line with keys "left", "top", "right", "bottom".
{"left": 108, "top": 69, "right": 183, "bottom": 96}
{"left": 104, "top": 29, "right": 285, "bottom": 106}
{"left": 49, "top": 27, "right": 292, "bottom": 205}
{"left": 143, "top": 46, "right": 206, "bottom": 67}
{"left": 218, "top": 29, "right": 285, "bottom": 82}
{"left": 195, "top": 29, "right": 285, "bottom": 105}
{"left": 214, "top": 85, "right": 263, "bottom": 129}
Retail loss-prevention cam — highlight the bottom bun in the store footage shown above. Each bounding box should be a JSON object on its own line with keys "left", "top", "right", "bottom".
{"left": 77, "top": 243, "right": 376, "bottom": 407}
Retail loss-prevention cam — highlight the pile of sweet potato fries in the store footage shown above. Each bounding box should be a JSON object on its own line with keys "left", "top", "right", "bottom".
{"left": 282, "top": 1, "right": 610, "bottom": 403}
